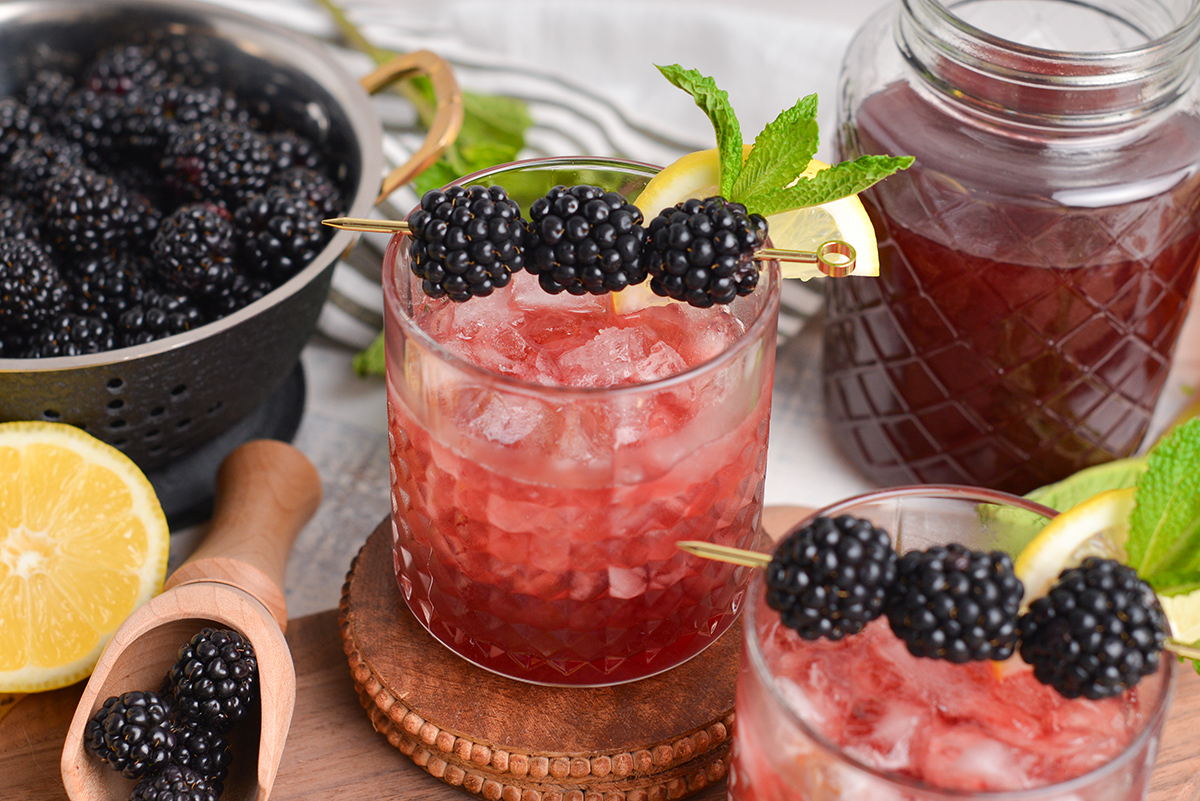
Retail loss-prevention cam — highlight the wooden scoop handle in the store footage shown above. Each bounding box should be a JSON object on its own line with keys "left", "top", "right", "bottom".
{"left": 164, "top": 440, "right": 322, "bottom": 632}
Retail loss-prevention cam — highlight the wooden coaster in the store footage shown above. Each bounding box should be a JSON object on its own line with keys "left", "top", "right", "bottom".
{"left": 338, "top": 517, "right": 739, "bottom": 801}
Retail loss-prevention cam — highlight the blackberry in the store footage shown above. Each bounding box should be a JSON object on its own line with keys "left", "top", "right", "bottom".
{"left": 126, "top": 189, "right": 164, "bottom": 253}
{"left": 51, "top": 88, "right": 133, "bottom": 165}
{"left": 118, "top": 286, "right": 205, "bottom": 346}
{"left": 524, "top": 185, "right": 646, "bottom": 295}
{"left": 161, "top": 119, "right": 274, "bottom": 206}
{"left": 408, "top": 184, "right": 525, "bottom": 301}
{"left": 69, "top": 252, "right": 149, "bottom": 322}
{"left": 23, "top": 70, "right": 76, "bottom": 123}
{"left": 1019, "top": 557, "right": 1167, "bottom": 700}
{"left": 166, "top": 627, "right": 259, "bottom": 733}
{"left": 83, "top": 690, "right": 176, "bottom": 779}
{"left": 4, "top": 136, "right": 86, "bottom": 207}
{"left": 82, "top": 44, "right": 167, "bottom": 95}
{"left": 26, "top": 313, "right": 116, "bottom": 357}
{"left": 272, "top": 166, "right": 343, "bottom": 218}
{"left": 129, "top": 764, "right": 219, "bottom": 801}
{"left": 0, "top": 196, "right": 42, "bottom": 241}
{"left": 118, "top": 84, "right": 250, "bottom": 158}
{"left": 170, "top": 718, "right": 232, "bottom": 791}
{"left": 41, "top": 164, "right": 133, "bottom": 256}
{"left": 766, "top": 515, "right": 899, "bottom": 641}
{"left": 144, "top": 32, "right": 222, "bottom": 89}
{"left": 200, "top": 272, "right": 274, "bottom": 319}
{"left": 0, "top": 238, "right": 71, "bottom": 335}
{"left": 151, "top": 203, "right": 238, "bottom": 298}
{"left": 0, "top": 97, "right": 44, "bottom": 161}
{"left": 270, "top": 131, "right": 324, "bottom": 172}
{"left": 234, "top": 186, "right": 328, "bottom": 282}
{"left": 641, "top": 196, "right": 768, "bottom": 307}
{"left": 886, "top": 544, "right": 1024, "bottom": 662}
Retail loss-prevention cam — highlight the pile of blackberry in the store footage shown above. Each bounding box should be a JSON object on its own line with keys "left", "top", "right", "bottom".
{"left": 764, "top": 515, "right": 1168, "bottom": 699}
{"left": 405, "top": 186, "right": 768, "bottom": 308}
{"left": 0, "top": 35, "right": 344, "bottom": 359}
{"left": 85, "top": 627, "right": 257, "bottom": 801}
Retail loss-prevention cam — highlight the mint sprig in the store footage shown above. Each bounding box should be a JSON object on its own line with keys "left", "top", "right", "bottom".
{"left": 656, "top": 65, "right": 743, "bottom": 198}
{"left": 1128, "top": 417, "right": 1200, "bottom": 592}
{"left": 656, "top": 64, "right": 913, "bottom": 215}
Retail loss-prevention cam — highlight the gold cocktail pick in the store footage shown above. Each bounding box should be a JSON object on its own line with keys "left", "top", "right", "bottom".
{"left": 322, "top": 217, "right": 857, "bottom": 278}
{"left": 676, "top": 540, "right": 1200, "bottom": 661}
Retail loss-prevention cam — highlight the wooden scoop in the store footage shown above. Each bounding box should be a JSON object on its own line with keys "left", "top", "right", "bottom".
{"left": 61, "top": 439, "right": 322, "bottom": 801}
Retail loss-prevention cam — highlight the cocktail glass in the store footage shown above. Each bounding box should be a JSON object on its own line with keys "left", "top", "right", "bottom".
{"left": 383, "top": 157, "right": 781, "bottom": 686}
{"left": 729, "top": 486, "right": 1174, "bottom": 801}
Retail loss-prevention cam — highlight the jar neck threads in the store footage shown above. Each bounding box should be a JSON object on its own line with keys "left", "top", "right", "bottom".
{"left": 897, "top": 0, "right": 1200, "bottom": 129}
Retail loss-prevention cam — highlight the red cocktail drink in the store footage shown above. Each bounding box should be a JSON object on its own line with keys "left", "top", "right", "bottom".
{"left": 383, "top": 158, "right": 780, "bottom": 686}
{"left": 729, "top": 487, "right": 1174, "bottom": 801}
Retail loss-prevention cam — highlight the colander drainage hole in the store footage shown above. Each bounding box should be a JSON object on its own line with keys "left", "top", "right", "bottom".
{"left": 149, "top": 406, "right": 165, "bottom": 418}
{"left": 207, "top": 402, "right": 223, "bottom": 415}
{"left": 42, "top": 410, "right": 60, "bottom": 421}
{"left": 106, "top": 378, "right": 123, "bottom": 392}
{"left": 108, "top": 419, "right": 126, "bottom": 430}
{"left": 107, "top": 399, "right": 124, "bottom": 411}
{"left": 176, "top": 419, "right": 192, "bottom": 430}
{"left": 171, "top": 384, "right": 188, "bottom": 398}
{"left": 144, "top": 429, "right": 160, "bottom": 442}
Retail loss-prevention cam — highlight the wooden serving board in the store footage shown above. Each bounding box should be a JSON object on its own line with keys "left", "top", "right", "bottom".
{"left": 3, "top": 508, "right": 1199, "bottom": 800}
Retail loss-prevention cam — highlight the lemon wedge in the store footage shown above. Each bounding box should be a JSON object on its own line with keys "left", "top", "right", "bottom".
{"left": 1014, "top": 488, "right": 1134, "bottom": 606}
{"left": 0, "top": 421, "right": 169, "bottom": 692}
{"left": 1013, "top": 486, "right": 1200, "bottom": 643}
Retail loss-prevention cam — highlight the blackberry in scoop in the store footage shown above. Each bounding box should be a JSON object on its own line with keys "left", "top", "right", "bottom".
{"left": 83, "top": 690, "right": 176, "bottom": 779}
{"left": 640, "top": 196, "right": 767, "bottom": 307}
{"left": 129, "top": 764, "right": 219, "bottom": 801}
{"left": 408, "top": 185, "right": 525, "bottom": 301}
{"left": 165, "top": 627, "right": 259, "bottom": 733}
{"left": 765, "top": 515, "right": 898, "bottom": 640}
{"left": 1019, "top": 557, "right": 1167, "bottom": 700}
{"left": 886, "top": 544, "right": 1024, "bottom": 662}
{"left": 524, "top": 184, "right": 647, "bottom": 295}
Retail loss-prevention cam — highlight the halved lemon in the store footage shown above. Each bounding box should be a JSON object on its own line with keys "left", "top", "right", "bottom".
{"left": 0, "top": 421, "right": 169, "bottom": 692}
{"left": 1013, "top": 486, "right": 1200, "bottom": 643}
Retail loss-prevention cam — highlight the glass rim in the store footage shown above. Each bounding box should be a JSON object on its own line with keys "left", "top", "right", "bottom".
{"left": 744, "top": 483, "right": 1177, "bottom": 799}
{"left": 382, "top": 155, "right": 783, "bottom": 399}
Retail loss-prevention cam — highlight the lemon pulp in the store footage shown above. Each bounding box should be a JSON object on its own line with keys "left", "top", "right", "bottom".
{"left": 0, "top": 421, "right": 168, "bottom": 692}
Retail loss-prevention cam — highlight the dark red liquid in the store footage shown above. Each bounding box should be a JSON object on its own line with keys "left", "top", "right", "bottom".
{"left": 823, "top": 82, "right": 1200, "bottom": 493}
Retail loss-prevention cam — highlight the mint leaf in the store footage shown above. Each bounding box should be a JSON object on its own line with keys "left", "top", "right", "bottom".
{"left": 731, "top": 94, "right": 820, "bottom": 204}
{"left": 742, "top": 154, "right": 914, "bottom": 217}
{"left": 1127, "top": 417, "right": 1200, "bottom": 588}
{"left": 353, "top": 331, "right": 386, "bottom": 377}
{"left": 656, "top": 64, "right": 742, "bottom": 197}
{"left": 1025, "top": 456, "right": 1148, "bottom": 513}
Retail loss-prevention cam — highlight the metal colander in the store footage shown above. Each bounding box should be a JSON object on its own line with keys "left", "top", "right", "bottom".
{"left": 0, "top": 0, "right": 461, "bottom": 472}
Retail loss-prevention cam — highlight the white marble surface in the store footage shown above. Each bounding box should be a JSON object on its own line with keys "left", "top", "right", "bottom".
{"left": 171, "top": 0, "right": 1200, "bottom": 620}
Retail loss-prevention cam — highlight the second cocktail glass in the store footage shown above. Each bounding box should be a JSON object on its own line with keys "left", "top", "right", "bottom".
{"left": 728, "top": 486, "right": 1174, "bottom": 801}
{"left": 383, "top": 158, "right": 781, "bottom": 686}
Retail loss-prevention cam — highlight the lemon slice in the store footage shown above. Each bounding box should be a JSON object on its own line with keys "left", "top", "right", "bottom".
{"left": 1014, "top": 488, "right": 1135, "bottom": 606}
{"left": 0, "top": 421, "right": 169, "bottom": 692}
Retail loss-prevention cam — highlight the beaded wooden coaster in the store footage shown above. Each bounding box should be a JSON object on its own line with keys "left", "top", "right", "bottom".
{"left": 338, "top": 517, "right": 739, "bottom": 801}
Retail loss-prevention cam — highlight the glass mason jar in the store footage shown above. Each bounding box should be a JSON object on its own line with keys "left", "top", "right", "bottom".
{"left": 728, "top": 486, "right": 1174, "bottom": 801}
{"left": 823, "top": 0, "right": 1200, "bottom": 494}
{"left": 383, "top": 158, "right": 781, "bottom": 686}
